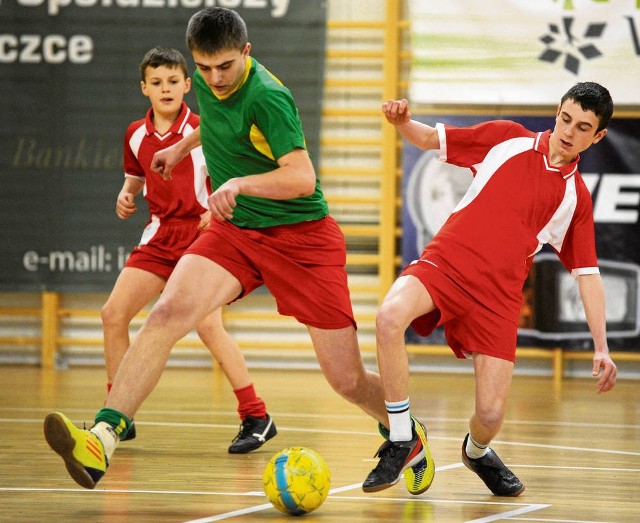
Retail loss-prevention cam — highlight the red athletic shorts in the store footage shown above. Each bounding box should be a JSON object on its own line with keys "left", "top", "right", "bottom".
{"left": 402, "top": 260, "right": 518, "bottom": 362}
{"left": 125, "top": 216, "right": 201, "bottom": 280}
{"left": 185, "top": 216, "right": 356, "bottom": 330}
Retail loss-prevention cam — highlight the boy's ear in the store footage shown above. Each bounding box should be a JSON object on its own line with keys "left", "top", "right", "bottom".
{"left": 140, "top": 80, "right": 149, "bottom": 97}
{"left": 592, "top": 128, "right": 607, "bottom": 144}
{"left": 184, "top": 77, "right": 192, "bottom": 94}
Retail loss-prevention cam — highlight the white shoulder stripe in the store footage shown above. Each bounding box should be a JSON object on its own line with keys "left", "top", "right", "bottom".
{"left": 129, "top": 123, "right": 146, "bottom": 159}
{"left": 185, "top": 122, "right": 209, "bottom": 209}
{"left": 453, "top": 136, "right": 534, "bottom": 213}
{"left": 177, "top": 107, "right": 192, "bottom": 135}
{"left": 537, "top": 175, "right": 577, "bottom": 252}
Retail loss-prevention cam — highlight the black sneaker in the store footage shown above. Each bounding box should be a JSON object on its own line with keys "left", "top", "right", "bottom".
{"left": 121, "top": 419, "right": 136, "bottom": 441}
{"left": 461, "top": 434, "right": 525, "bottom": 496}
{"left": 228, "top": 414, "right": 277, "bottom": 454}
{"left": 362, "top": 431, "right": 425, "bottom": 493}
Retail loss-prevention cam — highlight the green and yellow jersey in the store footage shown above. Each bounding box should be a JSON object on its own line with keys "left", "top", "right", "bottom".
{"left": 194, "top": 57, "right": 329, "bottom": 228}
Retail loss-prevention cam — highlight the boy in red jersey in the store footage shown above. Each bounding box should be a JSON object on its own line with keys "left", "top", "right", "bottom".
{"left": 101, "top": 47, "right": 276, "bottom": 453}
{"left": 363, "top": 82, "right": 618, "bottom": 496}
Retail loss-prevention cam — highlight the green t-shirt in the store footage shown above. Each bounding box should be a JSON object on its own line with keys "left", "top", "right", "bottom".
{"left": 194, "top": 57, "right": 329, "bottom": 228}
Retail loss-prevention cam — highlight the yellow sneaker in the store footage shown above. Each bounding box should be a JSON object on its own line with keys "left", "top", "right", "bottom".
{"left": 403, "top": 416, "right": 435, "bottom": 495}
{"left": 44, "top": 412, "right": 108, "bottom": 489}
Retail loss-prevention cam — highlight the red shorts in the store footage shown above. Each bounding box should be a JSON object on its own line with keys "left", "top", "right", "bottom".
{"left": 125, "top": 216, "right": 201, "bottom": 280}
{"left": 185, "top": 216, "right": 355, "bottom": 330}
{"left": 402, "top": 260, "right": 518, "bottom": 362}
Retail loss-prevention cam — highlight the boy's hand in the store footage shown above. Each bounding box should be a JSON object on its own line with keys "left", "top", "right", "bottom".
{"left": 198, "top": 210, "right": 212, "bottom": 230}
{"left": 592, "top": 351, "right": 617, "bottom": 394}
{"left": 382, "top": 98, "right": 411, "bottom": 126}
{"left": 208, "top": 179, "right": 240, "bottom": 221}
{"left": 116, "top": 192, "right": 137, "bottom": 219}
{"left": 151, "top": 144, "right": 182, "bottom": 180}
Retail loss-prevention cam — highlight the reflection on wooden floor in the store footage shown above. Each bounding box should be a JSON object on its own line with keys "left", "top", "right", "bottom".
{"left": 0, "top": 365, "right": 638, "bottom": 522}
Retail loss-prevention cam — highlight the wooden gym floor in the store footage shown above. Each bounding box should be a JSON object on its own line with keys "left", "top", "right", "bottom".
{"left": 0, "top": 364, "right": 638, "bottom": 522}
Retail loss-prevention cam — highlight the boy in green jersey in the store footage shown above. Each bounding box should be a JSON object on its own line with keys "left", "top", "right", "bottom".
{"left": 42, "top": 8, "right": 434, "bottom": 495}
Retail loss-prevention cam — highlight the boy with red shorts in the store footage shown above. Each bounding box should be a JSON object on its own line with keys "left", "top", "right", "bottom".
{"left": 72, "top": 47, "right": 276, "bottom": 457}
{"left": 363, "top": 82, "right": 618, "bottom": 496}
{"left": 43, "top": 10, "right": 435, "bottom": 493}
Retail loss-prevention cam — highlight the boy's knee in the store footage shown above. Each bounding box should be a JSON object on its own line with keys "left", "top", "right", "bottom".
{"left": 475, "top": 404, "right": 505, "bottom": 431}
{"left": 101, "top": 303, "right": 128, "bottom": 329}
{"left": 325, "top": 369, "right": 366, "bottom": 404}
{"left": 376, "top": 303, "right": 407, "bottom": 340}
{"left": 146, "top": 299, "right": 178, "bottom": 327}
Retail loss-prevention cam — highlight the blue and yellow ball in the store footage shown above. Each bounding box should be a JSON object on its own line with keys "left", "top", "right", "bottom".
{"left": 262, "top": 446, "right": 331, "bottom": 516}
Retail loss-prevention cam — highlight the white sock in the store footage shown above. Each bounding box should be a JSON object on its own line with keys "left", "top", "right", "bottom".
{"left": 90, "top": 421, "right": 120, "bottom": 460}
{"left": 386, "top": 399, "right": 413, "bottom": 442}
{"left": 465, "top": 433, "right": 488, "bottom": 459}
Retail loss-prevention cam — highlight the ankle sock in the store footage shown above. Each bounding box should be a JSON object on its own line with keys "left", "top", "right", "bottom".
{"left": 386, "top": 398, "right": 412, "bottom": 442}
{"left": 90, "top": 421, "right": 119, "bottom": 459}
{"left": 466, "top": 433, "right": 489, "bottom": 459}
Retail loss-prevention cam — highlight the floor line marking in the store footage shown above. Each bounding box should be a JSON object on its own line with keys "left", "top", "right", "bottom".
{"left": 464, "top": 504, "right": 551, "bottom": 523}
{"left": 508, "top": 517, "right": 616, "bottom": 523}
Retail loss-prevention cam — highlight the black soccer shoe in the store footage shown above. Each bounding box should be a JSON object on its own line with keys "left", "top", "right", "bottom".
{"left": 362, "top": 432, "right": 425, "bottom": 493}
{"left": 228, "top": 414, "right": 277, "bottom": 454}
{"left": 461, "top": 434, "right": 525, "bottom": 496}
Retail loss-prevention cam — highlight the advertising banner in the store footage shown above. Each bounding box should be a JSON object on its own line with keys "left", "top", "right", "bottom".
{"left": 0, "top": 0, "right": 326, "bottom": 291}
{"left": 402, "top": 115, "right": 640, "bottom": 350}
{"left": 408, "top": 0, "right": 640, "bottom": 105}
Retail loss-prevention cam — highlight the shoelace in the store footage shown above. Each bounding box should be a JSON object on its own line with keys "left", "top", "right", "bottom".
{"left": 231, "top": 422, "right": 247, "bottom": 442}
{"left": 234, "top": 420, "right": 261, "bottom": 440}
{"left": 371, "top": 441, "right": 405, "bottom": 473}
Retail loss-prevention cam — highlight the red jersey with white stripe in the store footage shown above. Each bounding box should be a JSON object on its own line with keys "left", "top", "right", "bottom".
{"left": 419, "top": 120, "right": 598, "bottom": 323}
{"left": 123, "top": 102, "right": 210, "bottom": 221}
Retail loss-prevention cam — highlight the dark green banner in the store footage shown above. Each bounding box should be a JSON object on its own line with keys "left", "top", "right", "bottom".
{"left": 0, "top": 0, "right": 326, "bottom": 291}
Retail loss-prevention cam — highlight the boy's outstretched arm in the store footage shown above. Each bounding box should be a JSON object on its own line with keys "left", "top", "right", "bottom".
{"left": 382, "top": 98, "right": 440, "bottom": 151}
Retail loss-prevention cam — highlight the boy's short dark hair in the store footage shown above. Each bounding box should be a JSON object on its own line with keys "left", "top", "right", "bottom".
{"left": 561, "top": 81, "right": 613, "bottom": 133}
{"left": 139, "top": 47, "right": 189, "bottom": 82}
{"left": 186, "top": 7, "right": 248, "bottom": 54}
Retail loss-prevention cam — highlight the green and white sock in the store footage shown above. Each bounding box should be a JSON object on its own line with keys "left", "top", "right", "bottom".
{"left": 93, "top": 407, "right": 132, "bottom": 458}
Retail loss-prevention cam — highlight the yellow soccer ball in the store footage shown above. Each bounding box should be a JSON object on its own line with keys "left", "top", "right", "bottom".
{"left": 262, "top": 446, "right": 331, "bottom": 515}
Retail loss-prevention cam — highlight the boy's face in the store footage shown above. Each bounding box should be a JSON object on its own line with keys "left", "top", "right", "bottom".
{"left": 140, "top": 65, "right": 191, "bottom": 117}
{"left": 550, "top": 98, "right": 607, "bottom": 164}
{"left": 191, "top": 43, "right": 251, "bottom": 98}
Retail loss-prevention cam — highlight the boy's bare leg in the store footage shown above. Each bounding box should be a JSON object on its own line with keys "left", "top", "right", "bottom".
{"left": 470, "top": 353, "right": 514, "bottom": 445}
{"left": 307, "top": 325, "right": 387, "bottom": 425}
{"left": 196, "top": 307, "right": 252, "bottom": 389}
{"left": 107, "top": 254, "right": 242, "bottom": 418}
{"left": 101, "top": 267, "right": 165, "bottom": 383}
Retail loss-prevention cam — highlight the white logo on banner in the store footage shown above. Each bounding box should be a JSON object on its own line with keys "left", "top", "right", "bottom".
{"left": 408, "top": 0, "right": 640, "bottom": 105}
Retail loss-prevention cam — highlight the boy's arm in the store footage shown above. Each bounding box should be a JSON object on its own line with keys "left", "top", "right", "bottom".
{"left": 116, "top": 177, "right": 145, "bottom": 220}
{"left": 382, "top": 99, "right": 440, "bottom": 151}
{"left": 207, "top": 148, "right": 316, "bottom": 221}
{"left": 578, "top": 273, "right": 617, "bottom": 393}
{"left": 151, "top": 127, "right": 201, "bottom": 180}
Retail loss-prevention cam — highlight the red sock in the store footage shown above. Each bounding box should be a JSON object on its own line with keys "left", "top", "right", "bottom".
{"left": 234, "top": 384, "right": 267, "bottom": 421}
